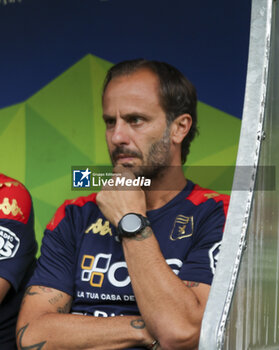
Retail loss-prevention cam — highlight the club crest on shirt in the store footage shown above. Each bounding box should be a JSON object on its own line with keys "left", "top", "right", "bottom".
{"left": 85, "top": 218, "right": 112, "bottom": 237}
{"left": 170, "top": 215, "right": 193, "bottom": 241}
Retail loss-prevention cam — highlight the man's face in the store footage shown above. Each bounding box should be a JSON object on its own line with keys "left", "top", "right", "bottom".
{"left": 102, "top": 69, "right": 172, "bottom": 178}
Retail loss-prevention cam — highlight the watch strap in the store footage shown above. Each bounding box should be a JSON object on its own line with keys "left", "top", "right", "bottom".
{"left": 116, "top": 213, "right": 150, "bottom": 241}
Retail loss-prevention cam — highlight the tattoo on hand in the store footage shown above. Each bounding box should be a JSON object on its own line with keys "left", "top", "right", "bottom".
{"left": 184, "top": 281, "right": 200, "bottom": 288}
{"left": 132, "top": 227, "right": 153, "bottom": 241}
{"left": 130, "top": 319, "right": 146, "bottom": 329}
{"left": 17, "top": 324, "right": 46, "bottom": 350}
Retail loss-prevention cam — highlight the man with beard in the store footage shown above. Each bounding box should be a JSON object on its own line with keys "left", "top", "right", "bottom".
{"left": 17, "top": 60, "right": 229, "bottom": 350}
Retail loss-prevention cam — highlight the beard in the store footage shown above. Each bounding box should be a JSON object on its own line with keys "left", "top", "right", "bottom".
{"left": 110, "top": 127, "right": 171, "bottom": 179}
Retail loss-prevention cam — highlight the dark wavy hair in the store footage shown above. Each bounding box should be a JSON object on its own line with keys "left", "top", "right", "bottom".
{"left": 103, "top": 59, "right": 198, "bottom": 164}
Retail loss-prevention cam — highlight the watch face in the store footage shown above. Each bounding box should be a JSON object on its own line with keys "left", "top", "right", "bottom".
{"left": 121, "top": 214, "right": 142, "bottom": 233}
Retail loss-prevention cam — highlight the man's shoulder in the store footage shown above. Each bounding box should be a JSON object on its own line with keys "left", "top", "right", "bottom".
{"left": 46, "top": 192, "right": 98, "bottom": 231}
{"left": 0, "top": 173, "right": 32, "bottom": 224}
{"left": 186, "top": 183, "right": 230, "bottom": 214}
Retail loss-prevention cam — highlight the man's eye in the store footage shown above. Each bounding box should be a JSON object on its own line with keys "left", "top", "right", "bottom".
{"left": 129, "top": 116, "right": 143, "bottom": 125}
{"left": 105, "top": 119, "right": 116, "bottom": 128}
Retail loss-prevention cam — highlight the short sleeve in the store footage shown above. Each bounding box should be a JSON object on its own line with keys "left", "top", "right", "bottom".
{"left": 178, "top": 198, "right": 228, "bottom": 285}
{"left": 28, "top": 202, "right": 77, "bottom": 296}
{"left": 0, "top": 178, "right": 37, "bottom": 291}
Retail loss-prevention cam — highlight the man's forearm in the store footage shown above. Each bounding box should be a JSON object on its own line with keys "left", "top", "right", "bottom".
{"left": 17, "top": 286, "right": 155, "bottom": 350}
{"left": 122, "top": 229, "right": 208, "bottom": 350}
{"left": 17, "top": 313, "right": 153, "bottom": 350}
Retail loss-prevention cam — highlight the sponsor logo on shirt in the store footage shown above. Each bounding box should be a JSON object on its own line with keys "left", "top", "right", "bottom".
{"left": 80, "top": 253, "right": 182, "bottom": 288}
{"left": 0, "top": 226, "right": 20, "bottom": 260}
{"left": 85, "top": 218, "right": 112, "bottom": 237}
{"left": 72, "top": 308, "right": 129, "bottom": 318}
{"left": 170, "top": 215, "right": 193, "bottom": 240}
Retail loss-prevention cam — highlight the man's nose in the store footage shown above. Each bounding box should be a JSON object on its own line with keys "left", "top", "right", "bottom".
{"left": 111, "top": 120, "right": 130, "bottom": 146}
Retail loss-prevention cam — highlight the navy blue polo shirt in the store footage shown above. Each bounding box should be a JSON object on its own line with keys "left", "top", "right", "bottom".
{"left": 29, "top": 180, "right": 229, "bottom": 349}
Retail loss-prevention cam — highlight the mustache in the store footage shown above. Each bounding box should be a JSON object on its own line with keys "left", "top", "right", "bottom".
{"left": 111, "top": 147, "right": 143, "bottom": 161}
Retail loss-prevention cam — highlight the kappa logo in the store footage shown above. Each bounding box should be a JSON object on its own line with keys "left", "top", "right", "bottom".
{"left": 85, "top": 218, "right": 112, "bottom": 237}
{"left": 170, "top": 215, "right": 193, "bottom": 241}
{"left": 0, "top": 226, "right": 20, "bottom": 260}
{"left": 0, "top": 197, "right": 24, "bottom": 219}
{"left": 204, "top": 193, "right": 219, "bottom": 199}
{"left": 0, "top": 181, "right": 20, "bottom": 188}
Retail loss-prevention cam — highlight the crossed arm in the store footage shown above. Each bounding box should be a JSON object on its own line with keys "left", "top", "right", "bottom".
{"left": 17, "top": 172, "right": 211, "bottom": 349}
{"left": 16, "top": 231, "right": 210, "bottom": 350}
{"left": 16, "top": 285, "right": 156, "bottom": 350}
{"left": 120, "top": 228, "right": 210, "bottom": 350}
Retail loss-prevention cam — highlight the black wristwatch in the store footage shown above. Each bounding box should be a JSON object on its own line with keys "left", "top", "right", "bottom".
{"left": 116, "top": 213, "right": 151, "bottom": 242}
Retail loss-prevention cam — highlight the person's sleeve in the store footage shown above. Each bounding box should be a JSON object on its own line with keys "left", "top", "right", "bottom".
{"left": 28, "top": 202, "right": 78, "bottom": 296}
{"left": 0, "top": 182, "right": 37, "bottom": 291}
{"left": 178, "top": 197, "right": 229, "bottom": 285}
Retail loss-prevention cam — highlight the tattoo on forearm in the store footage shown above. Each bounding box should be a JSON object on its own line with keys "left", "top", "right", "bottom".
{"left": 17, "top": 324, "right": 46, "bottom": 350}
{"left": 130, "top": 319, "right": 146, "bottom": 329}
{"left": 184, "top": 281, "right": 200, "bottom": 288}
{"left": 21, "top": 287, "right": 38, "bottom": 307}
{"left": 132, "top": 227, "right": 153, "bottom": 241}
{"left": 38, "top": 286, "right": 54, "bottom": 293}
{"left": 57, "top": 299, "right": 72, "bottom": 313}
{"left": 25, "top": 286, "right": 38, "bottom": 296}
{"left": 48, "top": 293, "right": 63, "bottom": 305}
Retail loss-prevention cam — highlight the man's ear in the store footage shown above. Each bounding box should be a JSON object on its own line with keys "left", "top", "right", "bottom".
{"left": 170, "top": 114, "right": 192, "bottom": 144}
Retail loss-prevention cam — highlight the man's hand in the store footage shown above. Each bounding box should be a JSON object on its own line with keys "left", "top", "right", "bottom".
{"left": 96, "top": 166, "right": 147, "bottom": 227}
